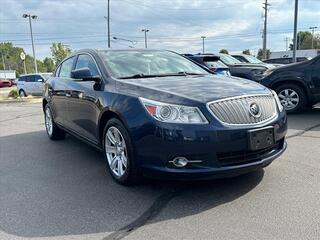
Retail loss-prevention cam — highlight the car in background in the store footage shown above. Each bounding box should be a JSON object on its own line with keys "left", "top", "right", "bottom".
{"left": 17, "top": 73, "right": 52, "bottom": 97}
{"left": 232, "top": 54, "right": 276, "bottom": 68}
{"left": 43, "top": 49, "right": 287, "bottom": 185}
{"left": 217, "top": 53, "right": 268, "bottom": 82}
{"left": 183, "top": 54, "right": 230, "bottom": 76}
{"left": 260, "top": 55, "right": 320, "bottom": 113}
{"left": 263, "top": 57, "right": 311, "bottom": 65}
{"left": 0, "top": 79, "right": 13, "bottom": 88}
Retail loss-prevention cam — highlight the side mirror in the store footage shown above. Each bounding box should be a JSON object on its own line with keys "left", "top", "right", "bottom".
{"left": 71, "top": 67, "right": 101, "bottom": 82}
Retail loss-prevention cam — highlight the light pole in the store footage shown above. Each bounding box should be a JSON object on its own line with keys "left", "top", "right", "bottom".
{"left": 201, "top": 36, "right": 206, "bottom": 54}
{"left": 22, "top": 13, "right": 38, "bottom": 73}
{"left": 292, "top": 0, "right": 298, "bottom": 63}
{"left": 113, "top": 36, "right": 137, "bottom": 48}
{"left": 107, "top": 0, "right": 111, "bottom": 48}
{"left": 141, "top": 29, "right": 149, "bottom": 48}
{"left": 262, "top": 0, "right": 270, "bottom": 59}
{"left": 309, "top": 26, "right": 318, "bottom": 49}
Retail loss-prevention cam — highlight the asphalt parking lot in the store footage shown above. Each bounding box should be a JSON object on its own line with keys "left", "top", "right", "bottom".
{"left": 0, "top": 102, "right": 320, "bottom": 240}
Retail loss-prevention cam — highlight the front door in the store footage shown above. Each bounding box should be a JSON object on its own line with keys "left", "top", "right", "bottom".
{"left": 67, "top": 54, "right": 101, "bottom": 143}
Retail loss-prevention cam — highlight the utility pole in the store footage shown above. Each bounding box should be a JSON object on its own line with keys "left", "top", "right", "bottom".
{"left": 141, "top": 29, "right": 149, "bottom": 48}
{"left": 309, "top": 26, "right": 318, "bottom": 49}
{"left": 201, "top": 36, "right": 206, "bottom": 54}
{"left": 107, "top": 0, "right": 111, "bottom": 48}
{"left": 292, "top": 0, "right": 298, "bottom": 63}
{"left": 22, "top": 14, "right": 37, "bottom": 73}
{"left": 262, "top": 0, "right": 270, "bottom": 59}
{"left": 284, "top": 37, "right": 290, "bottom": 51}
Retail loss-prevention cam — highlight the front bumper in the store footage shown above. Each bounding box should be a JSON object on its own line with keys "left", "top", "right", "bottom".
{"left": 131, "top": 111, "right": 287, "bottom": 180}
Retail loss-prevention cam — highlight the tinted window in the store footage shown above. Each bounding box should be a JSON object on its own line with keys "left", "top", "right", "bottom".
{"left": 59, "top": 57, "right": 75, "bottom": 78}
{"left": 18, "top": 76, "right": 26, "bottom": 81}
{"left": 75, "top": 54, "right": 99, "bottom": 76}
{"left": 25, "top": 75, "right": 35, "bottom": 82}
{"left": 34, "top": 75, "right": 43, "bottom": 82}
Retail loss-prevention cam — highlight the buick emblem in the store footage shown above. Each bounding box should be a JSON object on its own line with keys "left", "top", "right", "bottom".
{"left": 249, "top": 102, "right": 261, "bottom": 118}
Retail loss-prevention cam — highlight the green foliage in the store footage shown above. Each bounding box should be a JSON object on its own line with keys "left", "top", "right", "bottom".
{"left": 257, "top": 48, "right": 271, "bottom": 60}
{"left": 0, "top": 42, "right": 56, "bottom": 75}
{"left": 289, "top": 31, "right": 320, "bottom": 50}
{"left": 43, "top": 57, "right": 55, "bottom": 72}
{"left": 242, "top": 49, "right": 251, "bottom": 55}
{"left": 219, "top": 49, "right": 229, "bottom": 54}
{"left": 8, "top": 89, "right": 18, "bottom": 99}
{"left": 50, "top": 43, "right": 72, "bottom": 66}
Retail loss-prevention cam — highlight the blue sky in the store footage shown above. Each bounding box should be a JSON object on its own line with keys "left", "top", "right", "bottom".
{"left": 0, "top": 0, "right": 319, "bottom": 59}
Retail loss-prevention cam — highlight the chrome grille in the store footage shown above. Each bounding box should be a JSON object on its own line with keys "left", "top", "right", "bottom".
{"left": 207, "top": 94, "right": 277, "bottom": 125}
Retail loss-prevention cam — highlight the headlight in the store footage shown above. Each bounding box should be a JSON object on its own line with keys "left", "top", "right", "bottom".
{"left": 263, "top": 69, "right": 274, "bottom": 77}
{"left": 271, "top": 90, "right": 284, "bottom": 112}
{"left": 252, "top": 69, "right": 265, "bottom": 76}
{"left": 139, "top": 97, "right": 208, "bottom": 124}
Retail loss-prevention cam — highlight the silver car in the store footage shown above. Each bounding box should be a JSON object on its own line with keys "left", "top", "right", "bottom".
{"left": 17, "top": 73, "right": 52, "bottom": 97}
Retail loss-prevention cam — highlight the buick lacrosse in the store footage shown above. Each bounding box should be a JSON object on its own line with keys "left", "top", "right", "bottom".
{"left": 43, "top": 49, "right": 287, "bottom": 185}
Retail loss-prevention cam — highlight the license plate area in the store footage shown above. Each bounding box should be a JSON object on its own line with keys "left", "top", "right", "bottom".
{"left": 248, "top": 127, "right": 275, "bottom": 151}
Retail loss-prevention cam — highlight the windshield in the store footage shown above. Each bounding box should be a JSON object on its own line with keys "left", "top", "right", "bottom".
{"left": 244, "top": 55, "right": 263, "bottom": 64}
{"left": 218, "top": 54, "right": 242, "bottom": 65}
{"left": 204, "top": 60, "right": 228, "bottom": 69}
{"left": 100, "top": 50, "right": 208, "bottom": 78}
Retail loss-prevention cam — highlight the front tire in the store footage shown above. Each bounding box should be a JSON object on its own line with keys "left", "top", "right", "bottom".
{"left": 103, "top": 118, "right": 141, "bottom": 185}
{"left": 276, "top": 84, "right": 307, "bottom": 113}
{"left": 44, "top": 104, "right": 66, "bottom": 140}
{"left": 19, "top": 89, "right": 27, "bottom": 97}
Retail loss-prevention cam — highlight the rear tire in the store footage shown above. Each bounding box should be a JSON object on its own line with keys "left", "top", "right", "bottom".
{"left": 103, "top": 118, "right": 141, "bottom": 185}
{"left": 275, "top": 84, "right": 307, "bottom": 114}
{"left": 44, "top": 104, "right": 66, "bottom": 140}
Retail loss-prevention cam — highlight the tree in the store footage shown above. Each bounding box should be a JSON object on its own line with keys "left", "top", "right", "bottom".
{"left": 257, "top": 48, "right": 271, "bottom": 60}
{"left": 242, "top": 49, "right": 251, "bottom": 55}
{"left": 219, "top": 49, "right": 229, "bottom": 54}
{"left": 50, "top": 43, "right": 72, "bottom": 66}
{"left": 289, "top": 31, "right": 320, "bottom": 50}
{"left": 43, "top": 57, "right": 55, "bottom": 72}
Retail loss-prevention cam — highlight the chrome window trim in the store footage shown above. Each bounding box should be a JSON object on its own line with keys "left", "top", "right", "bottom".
{"left": 206, "top": 93, "right": 279, "bottom": 127}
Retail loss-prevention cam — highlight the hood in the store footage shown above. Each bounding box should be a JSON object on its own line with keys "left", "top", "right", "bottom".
{"left": 117, "top": 74, "right": 271, "bottom": 103}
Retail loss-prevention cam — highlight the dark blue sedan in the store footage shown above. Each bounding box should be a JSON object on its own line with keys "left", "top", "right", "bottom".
{"left": 43, "top": 49, "right": 287, "bottom": 185}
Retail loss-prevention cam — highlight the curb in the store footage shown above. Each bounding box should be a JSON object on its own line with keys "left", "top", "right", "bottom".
{"left": 0, "top": 98, "right": 42, "bottom": 104}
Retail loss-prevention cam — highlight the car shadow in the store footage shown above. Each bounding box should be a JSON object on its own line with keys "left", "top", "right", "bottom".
{"left": 0, "top": 131, "right": 264, "bottom": 238}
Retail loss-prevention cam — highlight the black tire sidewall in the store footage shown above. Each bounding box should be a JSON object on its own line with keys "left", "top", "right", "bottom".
{"left": 103, "top": 118, "right": 139, "bottom": 185}
{"left": 275, "top": 84, "right": 307, "bottom": 113}
{"left": 19, "top": 90, "right": 26, "bottom": 97}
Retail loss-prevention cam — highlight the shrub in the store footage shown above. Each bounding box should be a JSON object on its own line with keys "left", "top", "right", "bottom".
{"left": 8, "top": 90, "right": 18, "bottom": 99}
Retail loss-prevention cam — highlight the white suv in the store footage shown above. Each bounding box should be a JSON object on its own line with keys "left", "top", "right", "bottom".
{"left": 17, "top": 73, "right": 52, "bottom": 97}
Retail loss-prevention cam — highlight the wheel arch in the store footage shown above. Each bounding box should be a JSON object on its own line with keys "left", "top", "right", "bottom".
{"left": 270, "top": 79, "right": 310, "bottom": 103}
{"left": 98, "top": 109, "right": 129, "bottom": 145}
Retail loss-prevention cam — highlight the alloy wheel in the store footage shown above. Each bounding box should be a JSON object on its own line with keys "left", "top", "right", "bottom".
{"left": 105, "top": 126, "right": 128, "bottom": 177}
{"left": 278, "top": 89, "right": 300, "bottom": 111}
{"left": 45, "top": 107, "right": 53, "bottom": 136}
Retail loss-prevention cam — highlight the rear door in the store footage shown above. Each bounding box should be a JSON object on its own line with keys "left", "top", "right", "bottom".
{"left": 33, "top": 74, "right": 44, "bottom": 95}
{"left": 310, "top": 58, "right": 320, "bottom": 96}
{"left": 67, "top": 53, "right": 101, "bottom": 143}
{"left": 25, "top": 75, "right": 35, "bottom": 95}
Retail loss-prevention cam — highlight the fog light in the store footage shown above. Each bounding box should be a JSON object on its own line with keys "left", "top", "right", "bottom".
{"left": 171, "top": 157, "right": 188, "bottom": 167}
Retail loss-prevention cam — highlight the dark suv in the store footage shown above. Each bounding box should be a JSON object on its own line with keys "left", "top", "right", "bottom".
{"left": 260, "top": 55, "right": 320, "bottom": 113}
{"left": 43, "top": 49, "right": 287, "bottom": 185}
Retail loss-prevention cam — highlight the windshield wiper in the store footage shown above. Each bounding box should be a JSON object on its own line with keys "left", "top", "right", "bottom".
{"left": 118, "top": 72, "right": 206, "bottom": 79}
{"left": 118, "top": 74, "right": 159, "bottom": 79}
{"left": 176, "top": 71, "right": 205, "bottom": 76}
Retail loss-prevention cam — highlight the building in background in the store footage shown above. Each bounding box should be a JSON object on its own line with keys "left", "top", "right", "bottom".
{"left": 0, "top": 70, "right": 16, "bottom": 80}
{"left": 270, "top": 49, "right": 320, "bottom": 59}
